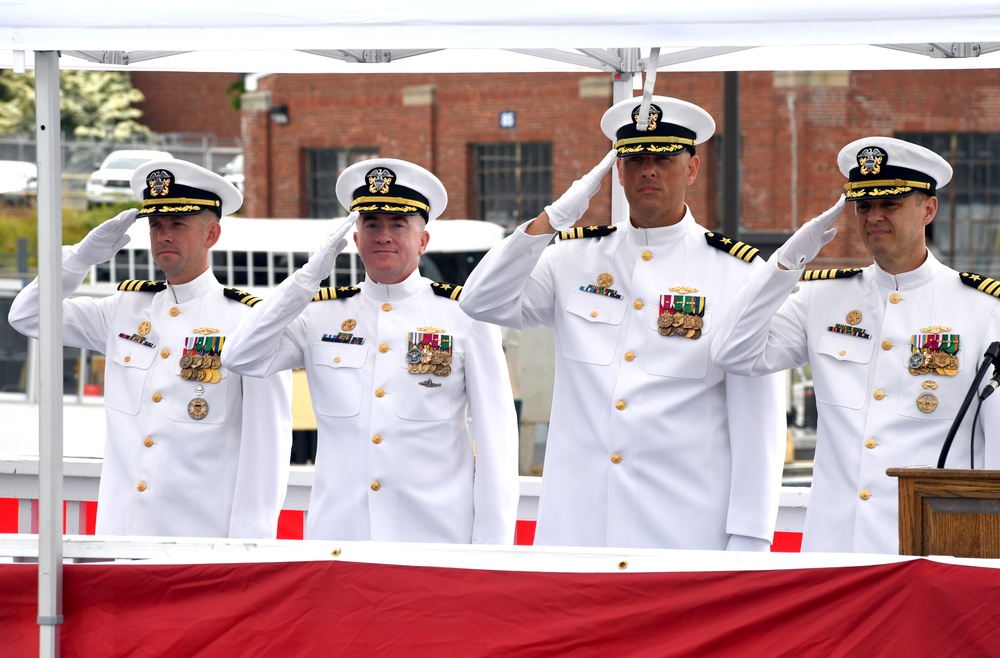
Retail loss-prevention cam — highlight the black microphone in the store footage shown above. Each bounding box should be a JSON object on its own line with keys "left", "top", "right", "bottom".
{"left": 982, "top": 366, "right": 1000, "bottom": 401}
{"left": 938, "top": 340, "right": 1000, "bottom": 467}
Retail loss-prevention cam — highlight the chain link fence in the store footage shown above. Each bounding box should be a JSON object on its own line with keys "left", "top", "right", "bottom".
{"left": 0, "top": 134, "right": 240, "bottom": 210}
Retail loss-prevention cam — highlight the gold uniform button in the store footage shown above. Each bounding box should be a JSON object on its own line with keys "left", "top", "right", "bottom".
{"left": 615, "top": 400, "right": 626, "bottom": 411}
{"left": 152, "top": 392, "right": 162, "bottom": 403}
{"left": 381, "top": 303, "right": 392, "bottom": 312}
{"left": 370, "top": 481, "right": 381, "bottom": 491}
{"left": 624, "top": 351, "right": 635, "bottom": 362}
{"left": 839, "top": 351, "right": 846, "bottom": 356}
{"left": 169, "top": 307, "right": 180, "bottom": 317}
{"left": 590, "top": 311, "right": 598, "bottom": 318}
{"left": 641, "top": 251, "right": 652, "bottom": 261}
{"left": 333, "top": 356, "right": 341, "bottom": 363}
{"left": 379, "top": 343, "right": 389, "bottom": 353}
{"left": 633, "top": 300, "right": 643, "bottom": 310}
{"left": 873, "top": 390, "right": 885, "bottom": 401}
{"left": 372, "top": 434, "right": 383, "bottom": 444}
{"left": 143, "top": 437, "right": 154, "bottom": 448}
{"left": 137, "top": 481, "right": 147, "bottom": 492}
{"left": 124, "top": 355, "right": 131, "bottom": 363}
{"left": 859, "top": 489, "right": 871, "bottom": 501}
{"left": 160, "top": 349, "right": 170, "bottom": 359}
{"left": 865, "top": 438, "right": 877, "bottom": 449}
{"left": 375, "top": 388, "right": 385, "bottom": 398}
{"left": 611, "top": 453, "right": 622, "bottom": 464}
{"left": 881, "top": 340, "right": 892, "bottom": 350}
{"left": 889, "top": 294, "right": 901, "bottom": 304}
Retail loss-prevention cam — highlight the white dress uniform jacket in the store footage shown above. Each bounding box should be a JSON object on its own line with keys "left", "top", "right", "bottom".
{"left": 459, "top": 209, "right": 786, "bottom": 549}
{"left": 221, "top": 269, "right": 519, "bottom": 544}
{"left": 8, "top": 265, "right": 292, "bottom": 538}
{"left": 712, "top": 251, "right": 1000, "bottom": 553}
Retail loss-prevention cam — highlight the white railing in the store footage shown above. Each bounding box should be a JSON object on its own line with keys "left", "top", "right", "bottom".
{"left": 0, "top": 456, "right": 809, "bottom": 537}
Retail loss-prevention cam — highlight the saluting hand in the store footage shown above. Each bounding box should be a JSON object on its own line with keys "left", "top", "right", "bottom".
{"left": 65, "top": 208, "right": 138, "bottom": 272}
{"left": 542, "top": 149, "right": 618, "bottom": 232}
{"left": 294, "top": 211, "right": 359, "bottom": 289}
{"left": 775, "top": 195, "right": 845, "bottom": 270}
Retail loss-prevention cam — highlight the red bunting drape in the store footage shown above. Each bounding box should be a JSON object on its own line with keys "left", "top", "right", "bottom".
{"left": 3, "top": 558, "right": 998, "bottom": 657}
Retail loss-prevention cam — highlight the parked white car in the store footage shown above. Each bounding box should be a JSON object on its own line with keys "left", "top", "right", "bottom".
{"left": 222, "top": 153, "right": 244, "bottom": 195}
{"left": 0, "top": 160, "right": 38, "bottom": 206}
{"left": 85, "top": 149, "right": 173, "bottom": 208}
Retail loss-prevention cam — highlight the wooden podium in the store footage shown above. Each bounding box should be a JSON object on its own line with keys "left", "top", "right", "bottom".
{"left": 888, "top": 467, "right": 1000, "bottom": 558}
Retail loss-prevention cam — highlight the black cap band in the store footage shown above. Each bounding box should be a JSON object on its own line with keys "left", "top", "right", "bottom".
{"left": 139, "top": 169, "right": 222, "bottom": 217}
{"left": 350, "top": 167, "right": 431, "bottom": 220}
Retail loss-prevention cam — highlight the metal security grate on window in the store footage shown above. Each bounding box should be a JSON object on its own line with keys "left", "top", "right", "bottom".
{"left": 307, "top": 147, "right": 379, "bottom": 219}
{"left": 897, "top": 133, "right": 1000, "bottom": 274}
{"left": 473, "top": 142, "right": 552, "bottom": 231}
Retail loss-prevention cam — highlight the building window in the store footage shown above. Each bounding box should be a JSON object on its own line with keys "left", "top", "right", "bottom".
{"left": 473, "top": 142, "right": 552, "bottom": 230}
{"left": 896, "top": 133, "right": 1000, "bottom": 274}
{"left": 306, "top": 148, "right": 379, "bottom": 219}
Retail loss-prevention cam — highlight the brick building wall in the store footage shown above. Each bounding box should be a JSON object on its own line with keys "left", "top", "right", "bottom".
{"left": 228, "top": 68, "right": 1000, "bottom": 268}
{"left": 130, "top": 71, "right": 243, "bottom": 144}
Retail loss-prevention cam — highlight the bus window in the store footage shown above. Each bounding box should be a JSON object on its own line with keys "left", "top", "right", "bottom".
{"left": 0, "top": 295, "right": 29, "bottom": 394}
{"left": 422, "top": 250, "right": 490, "bottom": 286}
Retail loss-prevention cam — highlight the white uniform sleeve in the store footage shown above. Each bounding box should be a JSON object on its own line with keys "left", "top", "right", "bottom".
{"left": 711, "top": 255, "right": 812, "bottom": 376}
{"left": 723, "top": 369, "right": 786, "bottom": 541}
{"left": 222, "top": 275, "right": 314, "bottom": 377}
{"left": 465, "top": 318, "right": 520, "bottom": 544}
{"left": 8, "top": 246, "right": 114, "bottom": 352}
{"left": 459, "top": 222, "right": 559, "bottom": 330}
{"left": 228, "top": 368, "right": 293, "bottom": 538}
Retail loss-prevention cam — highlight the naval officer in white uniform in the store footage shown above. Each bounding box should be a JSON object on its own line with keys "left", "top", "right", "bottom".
{"left": 8, "top": 160, "right": 293, "bottom": 538}
{"left": 458, "top": 96, "right": 786, "bottom": 551}
{"left": 222, "top": 159, "right": 519, "bottom": 544}
{"left": 712, "top": 137, "right": 1000, "bottom": 553}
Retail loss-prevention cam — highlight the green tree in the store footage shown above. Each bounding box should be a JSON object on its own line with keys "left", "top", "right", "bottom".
{"left": 0, "top": 69, "right": 154, "bottom": 139}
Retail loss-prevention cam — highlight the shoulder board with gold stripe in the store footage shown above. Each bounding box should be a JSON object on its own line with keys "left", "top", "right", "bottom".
{"left": 117, "top": 279, "right": 166, "bottom": 293}
{"left": 311, "top": 286, "right": 361, "bottom": 302}
{"left": 558, "top": 225, "right": 617, "bottom": 240}
{"left": 703, "top": 231, "right": 760, "bottom": 263}
{"left": 430, "top": 281, "right": 463, "bottom": 301}
{"left": 802, "top": 268, "right": 863, "bottom": 281}
{"left": 960, "top": 271, "right": 1000, "bottom": 297}
{"left": 223, "top": 287, "right": 264, "bottom": 307}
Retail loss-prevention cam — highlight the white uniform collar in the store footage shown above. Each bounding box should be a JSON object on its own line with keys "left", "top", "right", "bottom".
{"left": 624, "top": 205, "right": 696, "bottom": 247}
{"left": 363, "top": 267, "right": 424, "bottom": 300}
{"left": 166, "top": 268, "right": 219, "bottom": 303}
{"left": 872, "top": 249, "right": 941, "bottom": 291}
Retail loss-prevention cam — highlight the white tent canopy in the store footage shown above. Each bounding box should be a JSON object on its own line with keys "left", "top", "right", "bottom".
{"left": 4, "top": 1, "right": 1000, "bottom": 51}
{"left": 4, "top": 1, "right": 1000, "bottom": 74}
{"left": 5, "top": 3, "right": 1000, "bottom": 656}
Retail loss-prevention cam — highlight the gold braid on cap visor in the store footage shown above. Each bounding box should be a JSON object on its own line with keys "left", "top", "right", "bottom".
{"left": 615, "top": 135, "right": 696, "bottom": 151}
{"left": 844, "top": 179, "right": 932, "bottom": 192}
{"left": 350, "top": 195, "right": 430, "bottom": 214}
{"left": 140, "top": 197, "right": 221, "bottom": 210}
